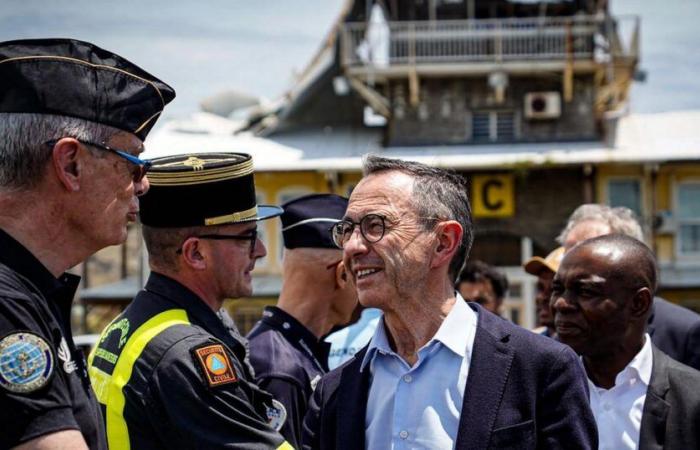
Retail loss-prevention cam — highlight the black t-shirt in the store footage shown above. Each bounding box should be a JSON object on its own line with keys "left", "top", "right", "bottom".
{"left": 0, "top": 229, "right": 106, "bottom": 449}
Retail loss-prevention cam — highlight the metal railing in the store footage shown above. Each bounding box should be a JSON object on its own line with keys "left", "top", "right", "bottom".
{"left": 341, "top": 15, "right": 639, "bottom": 68}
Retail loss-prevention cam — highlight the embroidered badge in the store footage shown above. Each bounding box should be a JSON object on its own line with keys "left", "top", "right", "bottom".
{"left": 100, "top": 318, "right": 130, "bottom": 349}
{"left": 0, "top": 332, "right": 54, "bottom": 393}
{"left": 266, "top": 398, "right": 288, "bottom": 431}
{"left": 193, "top": 344, "right": 237, "bottom": 387}
{"left": 58, "top": 337, "right": 77, "bottom": 374}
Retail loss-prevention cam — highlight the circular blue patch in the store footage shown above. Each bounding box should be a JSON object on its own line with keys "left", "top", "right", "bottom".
{"left": 0, "top": 332, "right": 54, "bottom": 393}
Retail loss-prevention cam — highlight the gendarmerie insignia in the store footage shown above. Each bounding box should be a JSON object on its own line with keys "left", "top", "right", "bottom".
{"left": 0, "top": 332, "right": 54, "bottom": 393}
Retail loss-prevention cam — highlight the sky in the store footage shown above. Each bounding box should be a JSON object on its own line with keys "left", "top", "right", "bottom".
{"left": 1, "top": 0, "right": 698, "bottom": 120}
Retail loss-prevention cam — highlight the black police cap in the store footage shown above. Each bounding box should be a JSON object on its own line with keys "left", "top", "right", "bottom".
{"left": 281, "top": 194, "right": 348, "bottom": 249}
{"left": 140, "top": 153, "right": 283, "bottom": 228}
{"left": 0, "top": 38, "right": 175, "bottom": 140}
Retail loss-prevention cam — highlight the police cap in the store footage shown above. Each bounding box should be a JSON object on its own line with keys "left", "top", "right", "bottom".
{"left": 140, "top": 153, "right": 283, "bottom": 228}
{"left": 281, "top": 194, "right": 348, "bottom": 249}
{"left": 0, "top": 38, "right": 175, "bottom": 140}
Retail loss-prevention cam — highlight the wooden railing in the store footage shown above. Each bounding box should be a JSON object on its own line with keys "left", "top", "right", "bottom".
{"left": 341, "top": 15, "right": 639, "bottom": 68}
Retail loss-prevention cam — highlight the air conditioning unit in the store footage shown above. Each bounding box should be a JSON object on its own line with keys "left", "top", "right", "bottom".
{"left": 524, "top": 92, "right": 561, "bottom": 119}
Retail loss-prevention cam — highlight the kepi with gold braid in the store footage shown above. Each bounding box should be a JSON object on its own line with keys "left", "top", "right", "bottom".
{"left": 0, "top": 38, "right": 175, "bottom": 140}
{"left": 139, "top": 152, "right": 283, "bottom": 228}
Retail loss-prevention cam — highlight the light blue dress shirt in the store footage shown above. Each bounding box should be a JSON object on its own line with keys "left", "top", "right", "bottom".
{"left": 325, "top": 308, "right": 382, "bottom": 370}
{"left": 361, "top": 296, "right": 478, "bottom": 450}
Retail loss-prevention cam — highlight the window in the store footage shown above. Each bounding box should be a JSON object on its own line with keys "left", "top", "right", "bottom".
{"left": 607, "top": 179, "right": 642, "bottom": 217}
{"left": 470, "top": 111, "right": 516, "bottom": 142}
{"left": 677, "top": 183, "right": 700, "bottom": 256}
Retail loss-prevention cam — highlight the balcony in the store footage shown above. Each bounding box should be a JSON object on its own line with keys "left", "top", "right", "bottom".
{"left": 340, "top": 15, "right": 639, "bottom": 78}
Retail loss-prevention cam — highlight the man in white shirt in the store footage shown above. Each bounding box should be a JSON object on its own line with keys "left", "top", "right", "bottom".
{"left": 552, "top": 233, "right": 700, "bottom": 450}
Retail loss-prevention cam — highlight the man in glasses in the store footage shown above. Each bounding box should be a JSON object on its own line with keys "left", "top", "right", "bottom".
{"left": 303, "top": 155, "right": 597, "bottom": 450}
{"left": 0, "top": 39, "right": 174, "bottom": 450}
{"left": 247, "top": 193, "right": 357, "bottom": 449}
{"left": 88, "top": 153, "right": 293, "bottom": 449}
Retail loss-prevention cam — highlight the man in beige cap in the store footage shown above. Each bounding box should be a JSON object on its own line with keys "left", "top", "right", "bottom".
{"left": 524, "top": 247, "right": 565, "bottom": 337}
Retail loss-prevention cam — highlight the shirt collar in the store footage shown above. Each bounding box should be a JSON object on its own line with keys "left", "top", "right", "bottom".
{"left": 360, "top": 294, "right": 477, "bottom": 371}
{"left": 584, "top": 333, "right": 654, "bottom": 390}
{"left": 622, "top": 333, "right": 653, "bottom": 386}
{"left": 0, "top": 228, "right": 81, "bottom": 309}
{"left": 0, "top": 229, "right": 80, "bottom": 300}
{"left": 144, "top": 272, "right": 236, "bottom": 346}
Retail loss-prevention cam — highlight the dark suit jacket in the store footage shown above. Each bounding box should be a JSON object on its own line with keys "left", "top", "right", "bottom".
{"left": 302, "top": 303, "right": 598, "bottom": 450}
{"left": 639, "top": 345, "right": 700, "bottom": 450}
{"left": 648, "top": 297, "right": 700, "bottom": 371}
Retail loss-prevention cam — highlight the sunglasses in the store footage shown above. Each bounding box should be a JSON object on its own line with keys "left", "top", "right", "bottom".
{"left": 46, "top": 138, "right": 151, "bottom": 182}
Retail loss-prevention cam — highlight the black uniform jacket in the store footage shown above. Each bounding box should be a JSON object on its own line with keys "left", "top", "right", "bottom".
{"left": 0, "top": 229, "right": 106, "bottom": 449}
{"left": 248, "top": 306, "right": 330, "bottom": 449}
{"left": 639, "top": 345, "right": 700, "bottom": 450}
{"left": 302, "top": 303, "right": 598, "bottom": 450}
{"left": 88, "top": 272, "right": 288, "bottom": 450}
{"left": 648, "top": 297, "right": 700, "bottom": 370}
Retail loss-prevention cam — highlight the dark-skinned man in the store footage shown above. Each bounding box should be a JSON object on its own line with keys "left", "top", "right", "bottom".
{"left": 247, "top": 193, "right": 358, "bottom": 449}
{"left": 455, "top": 260, "right": 509, "bottom": 315}
{"left": 524, "top": 246, "right": 564, "bottom": 337}
{"left": 558, "top": 203, "right": 700, "bottom": 370}
{"left": 0, "top": 38, "right": 173, "bottom": 450}
{"left": 88, "top": 153, "right": 292, "bottom": 450}
{"left": 552, "top": 234, "right": 700, "bottom": 450}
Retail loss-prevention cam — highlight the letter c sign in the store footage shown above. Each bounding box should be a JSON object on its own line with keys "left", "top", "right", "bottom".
{"left": 472, "top": 174, "right": 515, "bottom": 218}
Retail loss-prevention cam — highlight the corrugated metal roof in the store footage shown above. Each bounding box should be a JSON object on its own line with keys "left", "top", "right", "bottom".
{"left": 146, "top": 109, "right": 700, "bottom": 171}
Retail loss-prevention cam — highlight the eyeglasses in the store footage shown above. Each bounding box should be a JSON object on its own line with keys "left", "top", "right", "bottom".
{"left": 176, "top": 230, "right": 259, "bottom": 257}
{"left": 46, "top": 139, "right": 151, "bottom": 182}
{"left": 331, "top": 213, "right": 443, "bottom": 249}
{"left": 330, "top": 214, "right": 387, "bottom": 249}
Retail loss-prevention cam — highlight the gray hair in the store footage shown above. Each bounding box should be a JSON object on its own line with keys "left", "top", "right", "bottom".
{"left": 362, "top": 155, "right": 473, "bottom": 282}
{"left": 557, "top": 203, "right": 644, "bottom": 244}
{"left": 0, "top": 113, "right": 122, "bottom": 190}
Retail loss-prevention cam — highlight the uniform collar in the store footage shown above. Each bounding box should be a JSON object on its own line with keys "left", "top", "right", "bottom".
{"left": 261, "top": 306, "right": 330, "bottom": 370}
{"left": 144, "top": 272, "right": 236, "bottom": 346}
{"left": 0, "top": 228, "right": 80, "bottom": 312}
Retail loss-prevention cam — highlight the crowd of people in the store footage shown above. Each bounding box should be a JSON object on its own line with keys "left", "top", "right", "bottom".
{"left": 2, "top": 38, "right": 700, "bottom": 450}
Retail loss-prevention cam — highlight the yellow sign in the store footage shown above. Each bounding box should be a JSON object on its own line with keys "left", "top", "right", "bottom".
{"left": 471, "top": 174, "right": 515, "bottom": 218}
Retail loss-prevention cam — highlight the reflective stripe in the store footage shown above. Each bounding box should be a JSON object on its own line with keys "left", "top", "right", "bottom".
{"left": 92, "top": 309, "right": 190, "bottom": 450}
{"left": 88, "top": 365, "right": 111, "bottom": 402}
{"left": 277, "top": 441, "right": 295, "bottom": 450}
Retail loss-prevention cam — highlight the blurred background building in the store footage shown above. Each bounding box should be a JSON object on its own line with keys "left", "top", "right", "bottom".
{"left": 5, "top": 0, "right": 696, "bottom": 333}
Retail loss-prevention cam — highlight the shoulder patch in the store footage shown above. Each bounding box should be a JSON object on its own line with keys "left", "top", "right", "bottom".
{"left": 192, "top": 344, "right": 237, "bottom": 387}
{"left": 0, "top": 332, "right": 54, "bottom": 393}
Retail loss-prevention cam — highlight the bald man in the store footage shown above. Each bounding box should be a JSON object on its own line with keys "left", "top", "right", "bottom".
{"left": 557, "top": 204, "right": 700, "bottom": 370}
{"left": 552, "top": 234, "right": 700, "bottom": 450}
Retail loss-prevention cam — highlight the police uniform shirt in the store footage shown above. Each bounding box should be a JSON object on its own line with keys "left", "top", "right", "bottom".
{"left": 247, "top": 306, "right": 331, "bottom": 449}
{"left": 0, "top": 229, "right": 106, "bottom": 449}
{"left": 88, "top": 272, "right": 288, "bottom": 450}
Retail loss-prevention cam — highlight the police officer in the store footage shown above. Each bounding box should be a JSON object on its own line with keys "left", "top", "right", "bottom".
{"left": 247, "top": 194, "right": 358, "bottom": 449}
{"left": 0, "top": 39, "right": 174, "bottom": 449}
{"left": 88, "top": 153, "right": 293, "bottom": 450}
